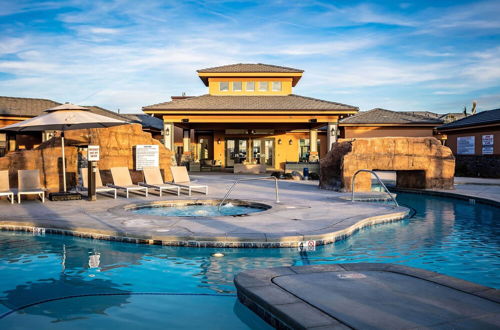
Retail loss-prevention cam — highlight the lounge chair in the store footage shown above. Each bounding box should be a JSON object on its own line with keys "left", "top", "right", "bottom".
{"left": 17, "top": 169, "right": 45, "bottom": 203}
{"left": 169, "top": 166, "right": 208, "bottom": 196}
{"left": 0, "top": 170, "right": 14, "bottom": 204}
{"left": 139, "top": 167, "right": 180, "bottom": 196}
{"left": 80, "top": 168, "right": 117, "bottom": 199}
{"left": 108, "top": 167, "right": 148, "bottom": 198}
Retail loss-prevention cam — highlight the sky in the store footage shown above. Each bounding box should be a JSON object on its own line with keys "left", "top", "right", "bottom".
{"left": 0, "top": 0, "right": 499, "bottom": 114}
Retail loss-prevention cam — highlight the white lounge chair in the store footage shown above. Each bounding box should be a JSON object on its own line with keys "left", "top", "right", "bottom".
{"left": 169, "top": 166, "right": 208, "bottom": 196}
{"left": 108, "top": 167, "right": 148, "bottom": 198}
{"left": 139, "top": 167, "right": 180, "bottom": 196}
{"left": 17, "top": 169, "right": 45, "bottom": 203}
{"left": 0, "top": 170, "right": 14, "bottom": 204}
{"left": 80, "top": 168, "right": 117, "bottom": 199}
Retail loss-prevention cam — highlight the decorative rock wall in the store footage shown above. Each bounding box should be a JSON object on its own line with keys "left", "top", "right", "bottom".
{"left": 0, "top": 124, "right": 173, "bottom": 192}
{"left": 320, "top": 137, "right": 455, "bottom": 192}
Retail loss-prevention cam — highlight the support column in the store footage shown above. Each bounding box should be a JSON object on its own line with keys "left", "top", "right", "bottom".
{"left": 309, "top": 129, "right": 319, "bottom": 162}
{"left": 182, "top": 129, "right": 190, "bottom": 154}
{"left": 327, "top": 122, "right": 339, "bottom": 152}
{"left": 163, "top": 122, "right": 174, "bottom": 151}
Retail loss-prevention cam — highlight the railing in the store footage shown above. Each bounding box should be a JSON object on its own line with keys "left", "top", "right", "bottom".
{"left": 351, "top": 169, "right": 399, "bottom": 207}
{"left": 218, "top": 176, "right": 280, "bottom": 211}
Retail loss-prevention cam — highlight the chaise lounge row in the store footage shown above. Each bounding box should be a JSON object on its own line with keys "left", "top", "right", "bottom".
{"left": 80, "top": 166, "right": 208, "bottom": 199}
{"left": 0, "top": 166, "right": 208, "bottom": 203}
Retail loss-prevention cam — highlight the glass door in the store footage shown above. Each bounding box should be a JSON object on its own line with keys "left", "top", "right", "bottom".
{"left": 225, "top": 139, "right": 248, "bottom": 167}
{"left": 252, "top": 139, "right": 274, "bottom": 167}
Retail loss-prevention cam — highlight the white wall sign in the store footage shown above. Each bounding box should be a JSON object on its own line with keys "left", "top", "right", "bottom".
{"left": 482, "top": 146, "right": 494, "bottom": 155}
{"left": 482, "top": 134, "right": 494, "bottom": 146}
{"left": 87, "top": 145, "right": 100, "bottom": 161}
{"left": 457, "top": 136, "right": 475, "bottom": 155}
{"left": 136, "top": 145, "right": 159, "bottom": 170}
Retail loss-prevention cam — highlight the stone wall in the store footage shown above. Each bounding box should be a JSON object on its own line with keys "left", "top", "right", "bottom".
{"left": 320, "top": 137, "right": 455, "bottom": 192}
{"left": 0, "top": 124, "right": 173, "bottom": 192}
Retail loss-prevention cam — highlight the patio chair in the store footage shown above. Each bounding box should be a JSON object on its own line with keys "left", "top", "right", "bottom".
{"left": 17, "top": 169, "right": 45, "bottom": 203}
{"left": 80, "top": 168, "right": 117, "bottom": 199}
{"left": 0, "top": 170, "right": 14, "bottom": 204}
{"left": 108, "top": 167, "right": 148, "bottom": 198}
{"left": 139, "top": 167, "right": 180, "bottom": 196}
{"left": 169, "top": 166, "right": 208, "bottom": 196}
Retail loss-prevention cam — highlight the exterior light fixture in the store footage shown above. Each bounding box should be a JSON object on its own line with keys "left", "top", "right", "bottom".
{"left": 330, "top": 127, "right": 335, "bottom": 136}
{"left": 278, "top": 139, "right": 282, "bottom": 145}
{"left": 217, "top": 138, "right": 221, "bottom": 144}
{"left": 165, "top": 127, "right": 170, "bottom": 136}
{"left": 288, "top": 139, "right": 293, "bottom": 145}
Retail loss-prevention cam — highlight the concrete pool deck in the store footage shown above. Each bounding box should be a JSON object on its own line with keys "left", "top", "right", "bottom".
{"left": 0, "top": 173, "right": 409, "bottom": 248}
{"left": 235, "top": 263, "right": 500, "bottom": 329}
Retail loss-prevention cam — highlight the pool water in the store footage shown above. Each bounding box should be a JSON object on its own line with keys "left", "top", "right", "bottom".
{"left": 0, "top": 192, "right": 499, "bottom": 329}
{"left": 131, "top": 203, "right": 265, "bottom": 217}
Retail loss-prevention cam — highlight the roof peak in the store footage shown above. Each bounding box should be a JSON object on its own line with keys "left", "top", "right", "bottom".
{"left": 197, "top": 63, "right": 304, "bottom": 73}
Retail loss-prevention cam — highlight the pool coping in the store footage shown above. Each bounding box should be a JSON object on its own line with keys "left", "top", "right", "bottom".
{"left": 234, "top": 263, "right": 500, "bottom": 329}
{"left": 0, "top": 205, "right": 409, "bottom": 248}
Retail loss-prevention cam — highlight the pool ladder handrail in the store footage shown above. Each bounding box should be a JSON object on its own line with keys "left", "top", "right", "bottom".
{"left": 218, "top": 176, "right": 280, "bottom": 212}
{"left": 351, "top": 169, "right": 399, "bottom": 207}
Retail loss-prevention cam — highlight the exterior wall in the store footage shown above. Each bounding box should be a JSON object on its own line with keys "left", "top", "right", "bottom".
{"left": 443, "top": 126, "right": 500, "bottom": 155}
{"left": 208, "top": 77, "right": 293, "bottom": 95}
{"left": 343, "top": 126, "right": 435, "bottom": 138}
{"left": 441, "top": 125, "right": 500, "bottom": 178}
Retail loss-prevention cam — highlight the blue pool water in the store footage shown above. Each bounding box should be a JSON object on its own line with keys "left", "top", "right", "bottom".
{"left": 131, "top": 203, "right": 265, "bottom": 217}
{"left": 0, "top": 192, "right": 499, "bottom": 329}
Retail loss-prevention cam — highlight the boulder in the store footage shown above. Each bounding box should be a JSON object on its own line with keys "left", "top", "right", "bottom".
{"left": 320, "top": 137, "right": 455, "bottom": 192}
{"left": 0, "top": 124, "right": 173, "bottom": 192}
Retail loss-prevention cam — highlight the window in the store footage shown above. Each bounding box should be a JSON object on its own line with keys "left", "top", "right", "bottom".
{"left": 272, "top": 81, "right": 282, "bottom": 91}
{"left": 220, "top": 81, "right": 229, "bottom": 91}
{"left": 246, "top": 81, "right": 255, "bottom": 91}
{"left": 233, "top": 81, "right": 242, "bottom": 91}
{"left": 258, "top": 81, "right": 268, "bottom": 91}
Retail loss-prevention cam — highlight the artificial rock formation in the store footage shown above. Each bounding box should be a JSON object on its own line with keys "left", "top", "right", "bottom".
{"left": 0, "top": 124, "right": 173, "bottom": 192}
{"left": 320, "top": 137, "right": 455, "bottom": 192}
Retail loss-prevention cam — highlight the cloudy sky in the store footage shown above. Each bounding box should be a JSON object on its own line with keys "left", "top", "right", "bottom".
{"left": 1, "top": 0, "right": 499, "bottom": 113}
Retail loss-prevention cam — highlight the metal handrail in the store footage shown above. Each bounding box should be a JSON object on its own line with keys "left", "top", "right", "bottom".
{"left": 351, "top": 169, "right": 399, "bottom": 207}
{"left": 218, "top": 176, "right": 280, "bottom": 211}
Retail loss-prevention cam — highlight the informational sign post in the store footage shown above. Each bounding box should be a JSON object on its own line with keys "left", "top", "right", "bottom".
{"left": 457, "top": 136, "right": 475, "bottom": 155}
{"left": 482, "top": 134, "right": 494, "bottom": 155}
{"left": 87, "top": 145, "right": 100, "bottom": 161}
{"left": 135, "top": 145, "right": 159, "bottom": 170}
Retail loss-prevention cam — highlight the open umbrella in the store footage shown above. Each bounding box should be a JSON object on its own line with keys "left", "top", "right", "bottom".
{"left": 2, "top": 103, "right": 127, "bottom": 192}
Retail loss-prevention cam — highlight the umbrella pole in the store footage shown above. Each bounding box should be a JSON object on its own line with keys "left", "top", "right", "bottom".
{"left": 61, "top": 132, "right": 66, "bottom": 192}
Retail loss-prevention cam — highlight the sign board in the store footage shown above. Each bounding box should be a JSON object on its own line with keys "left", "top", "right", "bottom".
{"left": 457, "top": 136, "right": 475, "bottom": 155}
{"left": 298, "top": 240, "right": 316, "bottom": 252}
{"left": 482, "top": 134, "right": 494, "bottom": 146}
{"left": 87, "top": 145, "right": 100, "bottom": 161}
{"left": 135, "top": 145, "right": 159, "bottom": 170}
{"left": 482, "top": 146, "right": 494, "bottom": 155}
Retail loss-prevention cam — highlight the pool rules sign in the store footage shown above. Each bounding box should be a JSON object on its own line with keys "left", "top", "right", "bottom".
{"left": 135, "top": 145, "right": 159, "bottom": 170}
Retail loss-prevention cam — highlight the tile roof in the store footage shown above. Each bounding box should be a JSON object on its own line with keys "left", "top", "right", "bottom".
{"left": 143, "top": 94, "right": 358, "bottom": 111}
{"left": 403, "top": 111, "right": 439, "bottom": 119}
{"left": 0, "top": 96, "right": 61, "bottom": 117}
{"left": 437, "top": 108, "right": 500, "bottom": 130}
{"left": 197, "top": 63, "right": 303, "bottom": 73}
{"left": 0, "top": 96, "right": 161, "bottom": 130}
{"left": 340, "top": 108, "right": 443, "bottom": 125}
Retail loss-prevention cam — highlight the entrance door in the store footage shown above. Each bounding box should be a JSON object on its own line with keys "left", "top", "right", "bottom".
{"left": 252, "top": 139, "right": 274, "bottom": 167}
{"left": 225, "top": 139, "right": 247, "bottom": 167}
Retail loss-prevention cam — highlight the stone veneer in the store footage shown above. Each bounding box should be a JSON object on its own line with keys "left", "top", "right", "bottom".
{"left": 0, "top": 124, "right": 173, "bottom": 192}
{"left": 320, "top": 137, "right": 455, "bottom": 192}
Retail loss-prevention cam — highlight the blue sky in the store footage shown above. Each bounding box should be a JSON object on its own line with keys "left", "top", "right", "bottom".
{"left": 0, "top": 0, "right": 499, "bottom": 113}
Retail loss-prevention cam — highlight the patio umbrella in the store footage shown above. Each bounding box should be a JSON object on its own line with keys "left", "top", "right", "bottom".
{"left": 2, "top": 103, "right": 127, "bottom": 192}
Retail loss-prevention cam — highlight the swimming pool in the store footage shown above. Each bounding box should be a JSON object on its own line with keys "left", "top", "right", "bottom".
{"left": 0, "top": 192, "right": 498, "bottom": 329}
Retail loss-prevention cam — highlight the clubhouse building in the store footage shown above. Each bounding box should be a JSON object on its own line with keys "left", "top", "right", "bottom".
{"left": 142, "top": 63, "right": 359, "bottom": 170}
